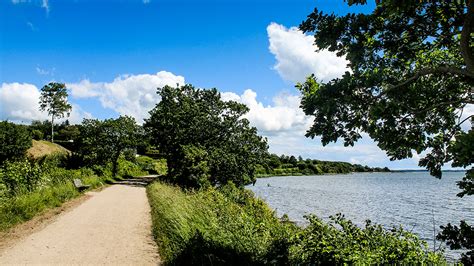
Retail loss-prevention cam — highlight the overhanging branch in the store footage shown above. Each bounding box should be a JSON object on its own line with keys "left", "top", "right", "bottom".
{"left": 378, "top": 66, "right": 474, "bottom": 98}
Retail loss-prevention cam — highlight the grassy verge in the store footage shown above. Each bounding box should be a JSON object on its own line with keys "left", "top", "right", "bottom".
{"left": 147, "top": 181, "right": 295, "bottom": 265}
{"left": 0, "top": 182, "right": 78, "bottom": 231}
{"left": 147, "top": 182, "right": 445, "bottom": 265}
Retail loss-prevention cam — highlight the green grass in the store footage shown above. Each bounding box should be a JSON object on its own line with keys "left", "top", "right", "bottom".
{"left": 147, "top": 181, "right": 295, "bottom": 265}
{"left": 147, "top": 181, "right": 445, "bottom": 265}
{"left": 0, "top": 182, "right": 79, "bottom": 231}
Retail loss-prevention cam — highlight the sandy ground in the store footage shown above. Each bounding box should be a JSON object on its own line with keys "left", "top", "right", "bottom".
{"left": 0, "top": 185, "right": 160, "bottom": 265}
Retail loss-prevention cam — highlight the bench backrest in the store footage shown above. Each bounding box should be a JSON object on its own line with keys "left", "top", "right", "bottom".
{"left": 73, "top": 178, "right": 83, "bottom": 187}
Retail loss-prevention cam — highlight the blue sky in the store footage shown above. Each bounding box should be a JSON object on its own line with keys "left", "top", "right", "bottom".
{"left": 1, "top": 0, "right": 429, "bottom": 169}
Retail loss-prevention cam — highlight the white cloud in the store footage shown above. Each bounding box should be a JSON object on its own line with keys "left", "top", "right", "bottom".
{"left": 0, "top": 82, "right": 91, "bottom": 124}
{"left": 41, "top": 0, "right": 49, "bottom": 13}
{"left": 223, "top": 89, "right": 310, "bottom": 134}
{"left": 26, "top": 21, "right": 36, "bottom": 31}
{"left": 36, "top": 66, "right": 55, "bottom": 76}
{"left": 0, "top": 83, "right": 46, "bottom": 122}
{"left": 11, "top": 0, "right": 49, "bottom": 14}
{"left": 68, "top": 71, "right": 185, "bottom": 123}
{"left": 221, "top": 88, "right": 421, "bottom": 169}
{"left": 267, "top": 22, "right": 349, "bottom": 83}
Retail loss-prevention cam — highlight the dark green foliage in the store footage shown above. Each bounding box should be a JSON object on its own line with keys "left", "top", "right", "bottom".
{"left": 29, "top": 120, "right": 79, "bottom": 144}
{"left": 39, "top": 82, "right": 72, "bottom": 143}
{"left": 75, "top": 116, "right": 141, "bottom": 177}
{"left": 31, "top": 129, "right": 44, "bottom": 140}
{"left": 0, "top": 159, "right": 43, "bottom": 196}
{"left": 438, "top": 220, "right": 474, "bottom": 265}
{"left": 299, "top": 0, "right": 472, "bottom": 189}
{"left": 257, "top": 153, "right": 389, "bottom": 177}
{"left": 145, "top": 84, "right": 268, "bottom": 188}
{"left": 29, "top": 120, "right": 53, "bottom": 141}
{"left": 290, "top": 214, "right": 442, "bottom": 264}
{"left": 449, "top": 129, "right": 474, "bottom": 198}
{"left": 299, "top": 1, "right": 473, "bottom": 260}
{"left": 0, "top": 121, "right": 32, "bottom": 165}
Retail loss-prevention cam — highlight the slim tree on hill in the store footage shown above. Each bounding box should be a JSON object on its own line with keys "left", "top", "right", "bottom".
{"left": 39, "top": 82, "right": 72, "bottom": 143}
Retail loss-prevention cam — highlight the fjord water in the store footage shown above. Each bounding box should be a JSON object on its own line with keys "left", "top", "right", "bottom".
{"left": 248, "top": 171, "right": 473, "bottom": 259}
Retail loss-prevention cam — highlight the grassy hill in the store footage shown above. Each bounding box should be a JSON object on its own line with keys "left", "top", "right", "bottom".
{"left": 26, "top": 140, "right": 71, "bottom": 160}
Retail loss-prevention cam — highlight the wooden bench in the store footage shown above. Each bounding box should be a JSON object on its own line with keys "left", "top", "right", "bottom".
{"left": 73, "top": 179, "right": 91, "bottom": 192}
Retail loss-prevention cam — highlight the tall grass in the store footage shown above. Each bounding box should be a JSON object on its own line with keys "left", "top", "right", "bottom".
{"left": 147, "top": 182, "right": 445, "bottom": 265}
{"left": 0, "top": 182, "right": 78, "bottom": 231}
{"left": 147, "top": 182, "right": 295, "bottom": 265}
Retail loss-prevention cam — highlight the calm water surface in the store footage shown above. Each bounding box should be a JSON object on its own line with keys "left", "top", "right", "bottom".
{"left": 248, "top": 172, "right": 473, "bottom": 260}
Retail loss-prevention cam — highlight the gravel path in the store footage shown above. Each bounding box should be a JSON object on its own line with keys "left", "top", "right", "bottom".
{"left": 0, "top": 185, "right": 160, "bottom": 265}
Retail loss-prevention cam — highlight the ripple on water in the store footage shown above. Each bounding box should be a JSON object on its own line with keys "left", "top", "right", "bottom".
{"left": 248, "top": 172, "right": 474, "bottom": 261}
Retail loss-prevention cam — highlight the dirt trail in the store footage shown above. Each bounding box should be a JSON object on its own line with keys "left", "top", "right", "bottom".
{"left": 0, "top": 185, "right": 160, "bottom": 265}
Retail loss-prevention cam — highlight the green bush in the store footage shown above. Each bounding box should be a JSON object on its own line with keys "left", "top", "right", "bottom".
{"left": 116, "top": 157, "right": 147, "bottom": 178}
{"left": 289, "top": 214, "right": 443, "bottom": 264}
{"left": 0, "top": 121, "right": 32, "bottom": 164}
{"left": 0, "top": 159, "right": 44, "bottom": 196}
{"left": 31, "top": 129, "right": 44, "bottom": 140}
{"left": 154, "top": 159, "right": 168, "bottom": 175}
{"left": 136, "top": 156, "right": 168, "bottom": 175}
{"left": 136, "top": 156, "right": 156, "bottom": 173}
{"left": 90, "top": 157, "right": 145, "bottom": 180}
{"left": 0, "top": 160, "right": 105, "bottom": 232}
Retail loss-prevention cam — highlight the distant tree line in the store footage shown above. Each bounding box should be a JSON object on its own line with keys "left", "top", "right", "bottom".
{"left": 256, "top": 153, "right": 390, "bottom": 177}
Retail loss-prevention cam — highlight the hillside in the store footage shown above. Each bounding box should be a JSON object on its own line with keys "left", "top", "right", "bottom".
{"left": 26, "top": 140, "right": 71, "bottom": 160}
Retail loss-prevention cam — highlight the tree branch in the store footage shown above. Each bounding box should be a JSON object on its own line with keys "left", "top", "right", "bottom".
{"left": 377, "top": 66, "right": 474, "bottom": 98}
{"left": 461, "top": 0, "right": 474, "bottom": 74}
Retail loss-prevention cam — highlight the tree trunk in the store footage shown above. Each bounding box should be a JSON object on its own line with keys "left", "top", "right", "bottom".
{"left": 112, "top": 152, "right": 120, "bottom": 178}
{"left": 51, "top": 115, "right": 54, "bottom": 143}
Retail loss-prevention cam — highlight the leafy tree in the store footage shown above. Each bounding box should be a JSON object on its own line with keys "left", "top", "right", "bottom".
{"left": 144, "top": 84, "right": 268, "bottom": 188}
{"left": 298, "top": 0, "right": 473, "bottom": 262}
{"left": 76, "top": 116, "right": 141, "bottom": 177}
{"left": 39, "top": 82, "right": 72, "bottom": 143}
{"left": 30, "top": 120, "right": 53, "bottom": 141}
{"left": 0, "top": 121, "right": 32, "bottom": 165}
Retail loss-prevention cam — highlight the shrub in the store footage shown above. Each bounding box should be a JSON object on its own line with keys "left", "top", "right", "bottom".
{"left": 31, "top": 129, "right": 44, "bottom": 140}
{"left": 0, "top": 159, "right": 44, "bottom": 196}
{"left": 116, "top": 157, "right": 147, "bottom": 178}
{"left": 0, "top": 121, "right": 32, "bottom": 164}
{"left": 289, "top": 214, "right": 443, "bottom": 264}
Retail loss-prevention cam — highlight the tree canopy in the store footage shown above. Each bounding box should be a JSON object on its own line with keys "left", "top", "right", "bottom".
{"left": 298, "top": 0, "right": 473, "bottom": 263}
{"left": 39, "top": 82, "right": 72, "bottom": 143}
{"left": 145, "top": 84, "right": 268, "bottom": 188}
{"left": 0, "top": 121, "right": 32, "bottom": 165}
{"left": 76, "top": 116, "right": 141, "bottom": 177}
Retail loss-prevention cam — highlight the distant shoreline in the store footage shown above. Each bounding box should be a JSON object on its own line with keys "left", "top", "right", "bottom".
{"left": 391, "top": 169, "right": 467, "bottom": 173}
{"left": 256, "top": 169, "right": 467, "bottom": 178}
